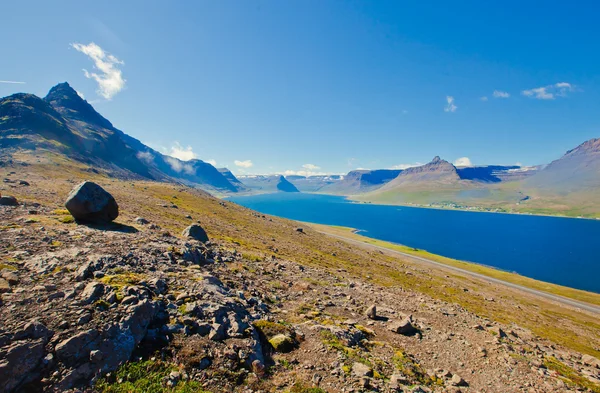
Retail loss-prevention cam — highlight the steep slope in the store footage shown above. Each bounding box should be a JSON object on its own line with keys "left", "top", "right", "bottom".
{"left": 238, "top": 175, "right": 300, "bottom": 193}
{"left": 525, "top": 138, "right": 600, "bottom": 192}
{"left": 321, "top": 169, "right": 402, "bottom": 194}
{"left": 1, "top": 82, "right": 240, "bottom": 193}
{"left": 218, "top": 167, "right": 249, "bottom": 191}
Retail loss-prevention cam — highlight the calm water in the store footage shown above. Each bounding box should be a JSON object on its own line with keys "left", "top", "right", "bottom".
{"left": 229, "top": 193, "right": 600, "bottom": 293}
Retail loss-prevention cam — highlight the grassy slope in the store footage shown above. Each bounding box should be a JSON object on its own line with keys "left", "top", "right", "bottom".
{"left": 3, "top": 149, "right": 600, "bottom": 360}
{"left": 353, "top": 180, "right": 600, "bottom": 219}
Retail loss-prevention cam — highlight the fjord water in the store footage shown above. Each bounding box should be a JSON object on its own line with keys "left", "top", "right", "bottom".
{"left": 229, "top": 193, "right": 600, "bottom": 293}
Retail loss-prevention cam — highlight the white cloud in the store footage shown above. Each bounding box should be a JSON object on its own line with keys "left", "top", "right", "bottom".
{"left": 302, "top": 164, "right": 320, "bottom": 170}
{"left": 390, "top": 163, "right": 423, "bottom": 170}
{"left": 136, "top": 150, "right": 154, "bottom": 164}
{"left": 283, "top": 170, "right": 330, "bottom": 177}
{"left": 522, "top": 82, "right": 576, "bottom": 100}
{"left": 206, "top": 159, "right": 217, "bottom": 167}
{"left": 234, "top": 160, "right": 253, "bottom": 168}
{"left": 453, "top": 157, "right": 473, "bottom": 167}
{"left": 0, "top": 80, "right": 26, "bottom": 84}
{"left": 493, "top": 90, "right": 510, "bottom": 98}
{"left": 164, "top": 156, "right": 195, "bottom": 175}
{"left": 480, "top": 96, "right": 488, "bottom": 101}
{"left": 71, "top": 42, "right": 126, "bottom": 100}
{"left": 167, "top": 142, "right": 198, "bottom": 161}
{"left": 444, "top": 96, "right": 457, "bottom": 113}
{"left": 76, "top": 90, "right": 85, "bottom": 99}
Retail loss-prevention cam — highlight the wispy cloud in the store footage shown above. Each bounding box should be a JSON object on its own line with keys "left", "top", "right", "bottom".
{"left": 206, "top": 159, "right": 217, "bottom": 167}
{"left": 71, "top": 42, "right": 126, "bottom": 100}
{"left": 522, "top": 82, "right": 577, "bottom": 100}
{"left": 444, "top": 96, "right": 457, "bottom": 113}
{"left": 234, "top": 160, "right": 253, "bottom": 168}
{"left": 480, "top": 96, "right": 488, "bottom": 101}
{"left": 302, "top": 164, "right": 320, "bottom": 170}
{"left": 390, "top": 162, "right": 423, "bottom": 170}
{"left": 453, "top": 157, "right": 473, "bottom": 167}
{"left": 166, "top": 142, "right": 198, "bottom": 161}
{"left": 493, "top": 90, "right": 510, "bottom": 98}
{"left": 0, "top": 80, "right": 26, "bottom": 84}
{"left": 165, "top": 156, "right": 195, "bottom": 175}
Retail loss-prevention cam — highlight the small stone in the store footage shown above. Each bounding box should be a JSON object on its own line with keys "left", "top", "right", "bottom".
{"left": 365, "top": 305, "right": 377, "bottom": 320}
{"left": 451, "top": 374, "right": 467, "bottom": 386}
{"left": 351, "top": 362, "right": 373, "bottom": 378}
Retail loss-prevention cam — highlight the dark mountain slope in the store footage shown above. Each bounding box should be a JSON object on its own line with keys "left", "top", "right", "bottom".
{"left": 1, "top": 82, "right": 240, "bottom": 193}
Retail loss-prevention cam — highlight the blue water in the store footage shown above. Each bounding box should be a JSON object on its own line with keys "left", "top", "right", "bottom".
{"left": 229, "top": 193, "right": 600, "bottom": 293}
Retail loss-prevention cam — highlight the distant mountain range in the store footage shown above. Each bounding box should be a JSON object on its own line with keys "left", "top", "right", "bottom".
{"left": 237, "top": 175, "right": 299, "bottom": 193}
{"left": 0, "top": 82, "right": 244, "bottom": 193}
{"left": 2, "top": 82, "right": 599, "bottom": 216}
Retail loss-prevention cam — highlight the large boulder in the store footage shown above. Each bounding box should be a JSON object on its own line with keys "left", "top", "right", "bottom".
{"left": 0, "top": 195, "right": 18, "bottom": 206}
{"left": 65, "top": 181, "right": 118, "bottom": 223}
{"left": 182, "top": 224, "right": 209, "bottom": 242}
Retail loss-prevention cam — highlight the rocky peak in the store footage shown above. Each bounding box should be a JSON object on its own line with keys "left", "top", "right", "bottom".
{"left": 44, "top": 82, "right": 113, "bottom": 130}
{"left": 565, "top": 138, "right": 600, "bottom": 157}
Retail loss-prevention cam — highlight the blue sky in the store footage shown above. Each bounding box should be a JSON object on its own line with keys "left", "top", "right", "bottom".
{"left": 2, "top": 1, "right": 599, "bottom": 175}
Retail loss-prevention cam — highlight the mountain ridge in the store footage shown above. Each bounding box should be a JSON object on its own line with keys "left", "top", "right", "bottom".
{"left": 0, "top": 82, "right": 242, "bottom": 193}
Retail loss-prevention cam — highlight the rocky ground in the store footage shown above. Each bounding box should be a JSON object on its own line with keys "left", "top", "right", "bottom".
{"left": 1, "top": 155, "right": 600, "bottom": 393}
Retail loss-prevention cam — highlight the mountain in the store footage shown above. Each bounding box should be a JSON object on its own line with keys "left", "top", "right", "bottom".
{"left": 0, "top": 82, "right": 241, "bottom": 193}
{"left": 285, "top": 175, "right": 342, "bottom": 192}
{"left": 379, "top": 156, "right": 460, "bottom": 190}
{"left": 218, "top": 168, "right": 249, "bottom": 192}
{"left": 238, "top": 175, "right": 300, "bottom": 193}
{"left": 525, "top": 138, "right": 600, "bottom": 193}
{"left": 320, "top": 169, "right": 402, "bottom": 194}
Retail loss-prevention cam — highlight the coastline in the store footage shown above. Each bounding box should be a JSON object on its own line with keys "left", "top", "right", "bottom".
{"left": 305, "top": 222, "right": 600, "bottom": 308}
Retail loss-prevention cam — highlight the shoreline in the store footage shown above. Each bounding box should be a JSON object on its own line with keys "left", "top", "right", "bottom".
{"left": 226, "top": 190, "right": 600, "bottom": 221}
{"left": 304, "top": 222, "right": 600, "bottom": 309}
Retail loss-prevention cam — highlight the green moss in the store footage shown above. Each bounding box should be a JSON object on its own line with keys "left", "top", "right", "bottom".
{"left": 95, "top": 360, "right": 211, "bottom": 393}
{"left": 269, "top": 334, "right": 295, "bottom": 353}
{"left": 253, "top": 320, "right": 293, "bottom": 339}
{"left": 57, "top": 215, "right": 75, "bottom": 223}
{"left": 94, "top": 300, "right": 110, "bottom": 311}
{"left": 0, "top": 263, "right": 17, "bottom": 271}
{"left": 100, "top": 273, "right": 143, "bottom": 289}
{"left": 392, "top": 350, "right": 441, "bottom": 386}
{"left": 287, "top": 382, "right": 328, "bottom": 393}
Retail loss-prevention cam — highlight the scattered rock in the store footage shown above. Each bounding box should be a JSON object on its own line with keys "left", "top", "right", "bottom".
{"left": 388, "top": 316, "right": 418, "bottom": 335}
{"left": 64, "top": 181, "right": 119, "bottom": 222}
{"left": 135, "top": 217, "right": 149, "bottom": 225}
{"left": 366, "top": 304, "right": 377, "bottom": 320}
{"left": 352, "top": 362, "right": 373, "bottom": 378}
{"left": 451, "top": 374, "right": 467, "bottom": 386}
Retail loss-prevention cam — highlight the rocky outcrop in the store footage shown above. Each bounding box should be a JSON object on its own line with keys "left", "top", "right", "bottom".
{"left": 65, "top": 181, "right": 118, "bottom": 222}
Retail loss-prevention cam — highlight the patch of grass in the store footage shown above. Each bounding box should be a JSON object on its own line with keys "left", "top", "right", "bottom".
{"left": 543, "top": 356, "right": 600, "bottom": 393}
{"left": 95, "top": 359, "right": 211, "bottom": 393}
{"left": 392, "top": 350, "right": 442, "bottom": 386}
{"left": 0, "top": 263, "right": 17, "bottom": 271}
{"left": 287, "top": 382, "right": 328, "bottom": 393}
{"left": 51, "top": 209, "right": 71, "bottom": 215}
{"left": 100, "top": 273, "right": 144, "bottom": 290}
